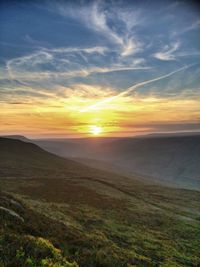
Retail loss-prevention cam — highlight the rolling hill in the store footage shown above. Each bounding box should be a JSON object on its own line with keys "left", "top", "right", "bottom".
{"left": 0, "top": 137, "right": 93, "bottom": 179}
{"left": 1, "top": 137, "right": 200, "bottom": 266}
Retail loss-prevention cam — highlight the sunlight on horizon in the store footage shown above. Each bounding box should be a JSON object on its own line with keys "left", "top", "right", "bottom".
{"left": 89, "top": 125, "right": 103, "bottom": 136}
{"left": 0, "top": 0, "right": 199, "bottom": 138}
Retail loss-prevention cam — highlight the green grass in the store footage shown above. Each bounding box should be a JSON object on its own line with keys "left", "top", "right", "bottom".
{"left": 1, "top": 180, "right": 200, "bottom": 267}
{"left": 0, "top": 138, "right": 200, "bottom": 266}
{"left": 1, "top": 234, "right": 78, "bottom": 267}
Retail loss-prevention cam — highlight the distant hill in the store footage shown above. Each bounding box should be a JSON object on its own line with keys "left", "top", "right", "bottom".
{"left": 34, "top": 134, "right": 200, "bottom": 190}
{"left": 144, "top": 131, "right": 200, "bottom": 138}
{"left": 95, "top": 135, "right": 200, "bottom": 189}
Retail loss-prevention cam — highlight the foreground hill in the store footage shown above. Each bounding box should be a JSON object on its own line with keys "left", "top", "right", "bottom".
{"left": 0, "top": 137, "right": 109, "bottom": 180}
{"left": 34, "top": 135, "right": 200, "bottom": 189}
{"left": 1, "top": 137, "right": 200, "bottom": 266}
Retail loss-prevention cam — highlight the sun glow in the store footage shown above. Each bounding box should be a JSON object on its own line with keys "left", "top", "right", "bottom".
{"left": 89, "top": 125, "right": 103, "bottom": 135}
{"left": 2, "top": 82, "right": 200, "bottom": 138}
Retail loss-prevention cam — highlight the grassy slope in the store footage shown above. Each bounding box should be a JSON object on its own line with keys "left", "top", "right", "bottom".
{"left": 0, "top": 138, "right": 200, "bottom": 267}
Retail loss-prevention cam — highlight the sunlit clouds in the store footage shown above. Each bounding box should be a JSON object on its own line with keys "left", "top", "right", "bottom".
{"left": 1, "top": 82, "right": 200, "bottom": 137}
{"left": 0, "top": 0, "right": 200, "bottom": 137}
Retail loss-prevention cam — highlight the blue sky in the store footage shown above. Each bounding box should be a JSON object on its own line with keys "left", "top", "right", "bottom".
{"left": 0, "top": 0, "right": 200, "bottom": 137}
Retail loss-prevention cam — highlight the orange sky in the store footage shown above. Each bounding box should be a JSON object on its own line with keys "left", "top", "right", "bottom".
{"left": 1, "top": 1, "right": 200, "bottom": 138}
{"left": 1, "top": 84, "right": 200, "bottom": 138}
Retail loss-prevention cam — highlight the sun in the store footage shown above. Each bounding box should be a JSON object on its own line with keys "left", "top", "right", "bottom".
{"left": 89, "top": 125, "right": 103, "bottom": 135}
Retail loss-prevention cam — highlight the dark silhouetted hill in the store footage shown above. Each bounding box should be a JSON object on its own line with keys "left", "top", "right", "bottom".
{"left": 0, "top": 137, "right": 100, "bottom": 179}
{"left": 2, "top": 135, "right": 31, "bottom": 142}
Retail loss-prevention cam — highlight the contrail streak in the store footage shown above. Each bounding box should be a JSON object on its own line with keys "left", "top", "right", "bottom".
{"left": 80, "top": 64, "right": 193, "bottom": 112}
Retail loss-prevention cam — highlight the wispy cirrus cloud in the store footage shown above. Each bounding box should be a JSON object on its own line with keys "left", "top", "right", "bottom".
{"left": 183, "top": 19, "right": 200, "bottom": 33}
{"left": 173, "top": 19, "right": 200, "bottom": 36}
{"left": 153, "top": 41, "right": 180, "bottom": 61}
{"left": 1, "top": 0, "right": 200, "bottom": 137}
{"left": 53, "top": 1, "right": 143, "bottom": 57}
{"left": 4, "top": 44, "right": 150, "bottom": 86}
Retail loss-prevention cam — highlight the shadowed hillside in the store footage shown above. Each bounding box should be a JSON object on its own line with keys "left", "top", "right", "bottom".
{"left": 2, "top": 135, "right": 31, "bottom": 142}
{"left": 0, "top": 137, "right": 105, "bottom": 180}
{"left": 1, "top": 137, "right": 200, "bottom": 266}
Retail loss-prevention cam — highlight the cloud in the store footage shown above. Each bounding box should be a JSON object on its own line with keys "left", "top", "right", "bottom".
{"left": 89, "top": 2, "right": 123, "bottom": 46}
{"left": 153, "top": 41, "right": 180, "bottom": 61}
{"left": 121, "top": 121, "right": 200, "bottom": 133}
{"left": 80, "top": 64, "right": 192, "bottom": 112}
{"left": 1, "top": 2, "right": 152, "bottom": 91}
{"left": 62, "top": 83, "right": 115, "bottom": 98}
{"left": 6, "top": 46, "right": 107, "bottom": 72}
{"left": 5, "top": 44, "right": 150, "bottom": 86}
{"left": 45, "top": 46, "right": 108, "bottom": 55}
{"left": 173, "top": 19, "right": 200, "bottom": 36}
{"left": 121, "top": 38, "right": 141, "bottom": 57}
{"left": 3, "top": 1, "right": 149, "bottom": 89}
{"left": 54, "top": 1, "right": 143, "bottom": 57}
{"left": 182, "top": 19, "right": 200, "bottom": 33}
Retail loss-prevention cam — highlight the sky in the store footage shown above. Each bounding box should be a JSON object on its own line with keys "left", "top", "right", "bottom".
{"left": 0, "top": 0, "right": 200, "bottom": 138}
